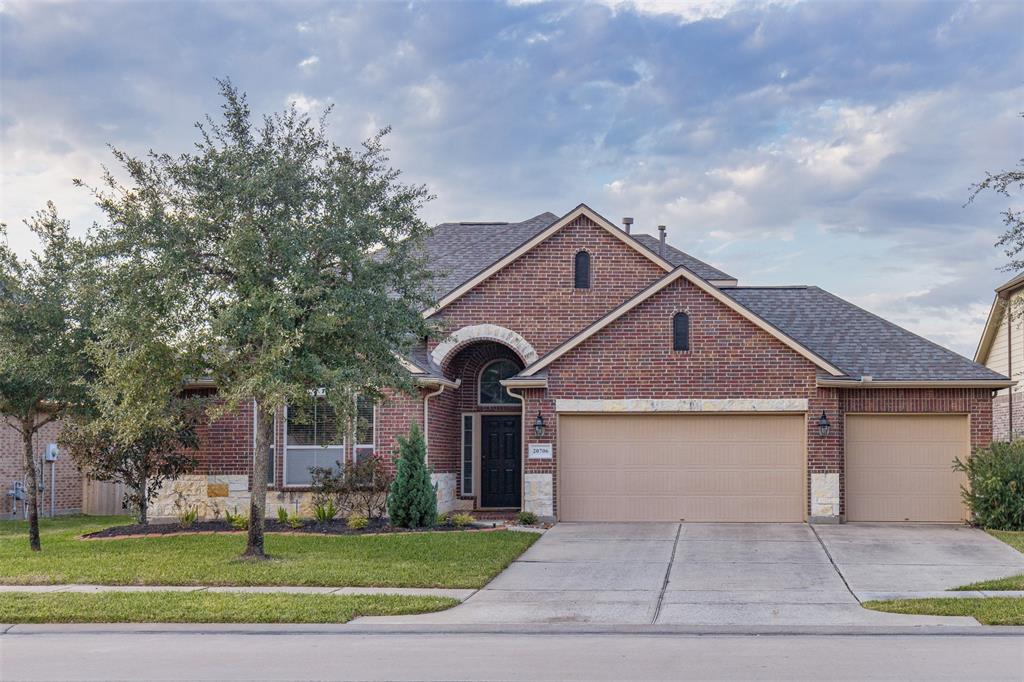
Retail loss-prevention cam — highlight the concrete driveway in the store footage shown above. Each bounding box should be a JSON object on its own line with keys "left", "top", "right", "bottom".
{"left": 363, "top": 522, "right": 1023, "bottom": 626}
{"left": 815, "top": 523, "right": 1024, "bottom": 599}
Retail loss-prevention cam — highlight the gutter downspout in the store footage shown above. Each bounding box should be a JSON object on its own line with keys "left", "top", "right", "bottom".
{"left": 505, "top": 386, "right": 528, "bottom": 513}
{"left": 422, "top": 380, "right": 461, "bottom": 455}
{"left": 1008, "top": 301, "right": 1014, "bottom": 439}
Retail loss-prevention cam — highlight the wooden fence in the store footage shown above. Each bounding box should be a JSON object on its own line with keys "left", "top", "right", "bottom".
{"left": 82, "top": 479, "right": 127, "bottom": 516}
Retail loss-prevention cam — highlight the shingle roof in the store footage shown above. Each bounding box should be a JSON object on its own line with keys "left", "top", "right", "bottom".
{"left": 421, "top": 212, "right": 560, "bottom": 298}
{"left": 631, "top": 234, "right": 734, "bottom": 282}
{"left": 723, "top": 286, "right": 1007, "bottom": 382}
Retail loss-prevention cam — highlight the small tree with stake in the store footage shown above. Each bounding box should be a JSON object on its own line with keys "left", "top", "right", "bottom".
{"left": 62, "top": 405, "right": 200, "bottom": 525}
{"left": 387, "top": 423, "right": 437, "bottom": 528}
{"left": 0, "top": 205, "right": 92, "bottom": 551}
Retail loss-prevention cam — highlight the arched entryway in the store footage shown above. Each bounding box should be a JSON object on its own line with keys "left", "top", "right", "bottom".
{"left": 437, "top": 340, "right": 525, "bottom": 510}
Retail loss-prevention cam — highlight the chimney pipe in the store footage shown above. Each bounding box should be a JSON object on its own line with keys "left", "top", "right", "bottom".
{"left": 658, "top": 225, "right": 666, "bottom": 257}
{"left": 622, "top": 217, "right": 633, "bottom": 234}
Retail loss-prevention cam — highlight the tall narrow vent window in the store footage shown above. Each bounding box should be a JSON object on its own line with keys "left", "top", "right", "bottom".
{"left": 673, "top": 312, "right": 690, "bottom": 352}
{"left": 574, "top": 251, "right": 591, "bottom": 289}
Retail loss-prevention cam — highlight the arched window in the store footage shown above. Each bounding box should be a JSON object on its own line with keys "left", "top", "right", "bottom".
{"left": 574, "top": 250, "right": 591, "bottom": 289}
{"left": 479, "top": 359, "right": 521, "bottom": 404}
{"left": 673, "top": 312, "right": 690, "bottom": 352}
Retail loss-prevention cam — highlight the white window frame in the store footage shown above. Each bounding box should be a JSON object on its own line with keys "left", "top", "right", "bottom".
{"left": 461, "top": 413, "right": 474, "bottom": 496}
{"left": 478, "top": 358, "right": 522, "bottom": 406}
{"left": 282, "top": 399, "right": 345, "bottom": 487}
{"left": 252, "top": 401, "right": 276, "bottom": 487}
{"left": 353, "top": 395, "right": 376, "bottom": 465}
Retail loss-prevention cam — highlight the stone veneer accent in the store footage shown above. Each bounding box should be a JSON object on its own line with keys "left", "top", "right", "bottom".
{"left": 431, "top": 472, "right": 457, "bottom": 514}
{"left": 150, "top": 474, "right": 322, "bottom": 522}
{"left": 810, "top": 473, "right": 840, "bottom": 521}
{"left": 431, "top": 324, "right": 539, "bottom": 367}
{"left": 555, "top": 398, "right": 809, "bottom": 413}
{"left": 523, "top": 473, "right": 553, "bottom": 518}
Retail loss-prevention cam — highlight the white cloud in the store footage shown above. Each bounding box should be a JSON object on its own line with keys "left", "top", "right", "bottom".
{"left": 298, "top": 55, "right": 319, "bottom": 72}
{"left": 591, "top": 0, "right": 799, "bottom": 24}
{"left": 285, "top": 93, "right": 322, "bottom": 114}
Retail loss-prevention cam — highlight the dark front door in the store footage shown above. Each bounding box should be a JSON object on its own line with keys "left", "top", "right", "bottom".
{"left": 481, "top": 415, "right": 521, "bottom": 508}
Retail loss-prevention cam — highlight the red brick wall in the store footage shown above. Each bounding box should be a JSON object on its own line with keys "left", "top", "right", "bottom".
{"left": 428, "top": 215, "right": 666, "bottom": 359}
{"left": 0, "top": 418, "right": 83, "bottom": 516}
{"left": 990, "top": 392, "right": 1021, "bottom": 441}
{"left": 548, "top": 277, "right": 820, "bottom": 399}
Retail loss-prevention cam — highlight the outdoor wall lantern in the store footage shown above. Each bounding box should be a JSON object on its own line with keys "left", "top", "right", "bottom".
{"left": 817, "top": 410, "right": 831, "bottom": 438}
{"left": 534, "top": 411, "right": 546, "bottom": 437}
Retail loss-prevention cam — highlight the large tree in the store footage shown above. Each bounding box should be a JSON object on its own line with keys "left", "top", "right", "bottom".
{"left": 84, "top": 80, "right": 437, "bottom": 558}
{"left": 971, "top": 113, "right": 1024, "bottom": 271}
{"left": 0, "top": 204, "right": 92, "bottom": 551}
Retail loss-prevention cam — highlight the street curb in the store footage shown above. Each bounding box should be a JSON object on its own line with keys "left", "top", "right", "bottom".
{"left": 3, "top": 622, "right": 1023, "bottom": 636}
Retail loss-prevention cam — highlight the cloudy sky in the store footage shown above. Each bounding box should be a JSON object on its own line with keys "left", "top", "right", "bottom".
{"left": 2, "top": 0, "right": 1022, "bottom": 357}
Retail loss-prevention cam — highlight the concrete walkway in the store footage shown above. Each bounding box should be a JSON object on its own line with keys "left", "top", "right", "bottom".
{"left": 356, "top": 522, "right": 1011, "bottom": 626}
{"left": 0, "top": 585, "right": 475, "bottom": 600}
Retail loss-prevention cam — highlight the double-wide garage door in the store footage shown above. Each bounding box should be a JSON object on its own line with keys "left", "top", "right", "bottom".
{"left": 845, "top": 414, "right": 969, "bottom": 523}
{"left": 559, "top": 414, "right": 805, "bottom": 522}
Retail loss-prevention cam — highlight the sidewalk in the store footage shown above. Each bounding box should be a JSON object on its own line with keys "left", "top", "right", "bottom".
{"left": 0, "top": 584, "right": 476, "bottom": 600}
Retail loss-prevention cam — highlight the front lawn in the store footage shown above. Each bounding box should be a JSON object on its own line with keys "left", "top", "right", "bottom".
{"left": 954, "top": 530, "right": 1024, "bottom": 591}
{"left": 0, "top": 591, "right": 456, "bottom": 624}
{"left": 863, "top": 597, "right": 1024, "bottom": 626}
{"left": 0, "top": 515, "right": 538, "bottom": 588}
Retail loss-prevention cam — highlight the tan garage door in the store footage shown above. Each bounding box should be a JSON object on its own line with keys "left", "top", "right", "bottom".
{"left": 845, "top": 415, "right": 969, "bottom": 522}
{"left": 558, "top": 414, "right": 805, "bottom": 522}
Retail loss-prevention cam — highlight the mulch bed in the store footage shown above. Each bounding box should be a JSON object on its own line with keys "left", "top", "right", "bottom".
{"left": 82, "top": 518, "right": 496, "bottom": 540}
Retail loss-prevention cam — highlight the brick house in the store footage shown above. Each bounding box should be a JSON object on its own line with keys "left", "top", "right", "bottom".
{"left": 156, "top": 204, "right": 1009, "bottom": 524}
{"left": 1, "top": 419, "right": 83, "bottom": 517}
{"left": 975, "top": 272, "right": 1024, "bottom": 441}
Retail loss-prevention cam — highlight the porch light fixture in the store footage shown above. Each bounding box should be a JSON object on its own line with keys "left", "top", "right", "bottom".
{"left": 533, "top": 411, "right": 545, "bottom": 437}
{"left": 817, "top": 411, "right": 831, "bottom": 438}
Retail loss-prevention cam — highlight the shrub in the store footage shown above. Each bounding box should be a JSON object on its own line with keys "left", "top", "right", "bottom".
{"left": 450, "top": 513, "right": 475, "bottom": 527}
{"left": 310, "top": 455, "right": 393, "bottom": 521}
{"left": 516, "top": 511, "right": 538, "bottom": 526}
{"left": 276, "top": 507, "right": 290, "bottom": 524}
{"left": 313, "top": 499, "right": 338, "bottom": 524}
{"left": 387, "top": 423, "right": 437, "bottom": 528}
{"left": 177, "top": 505, "right": 198, "bottom": 529}
{"left": 225, "top": 507, "right": 249, "bottom": 530}
{"left": 955, "top": 441, "right": 1024, "bottom": 530}
{"left": 347, "top": 514, "right": 369, "bottom": 530}
{"left": 436, "top": 512, "right": 450, "bottom": 526}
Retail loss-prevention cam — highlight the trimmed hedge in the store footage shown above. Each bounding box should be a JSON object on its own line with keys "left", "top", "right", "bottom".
{"left": 954, "top": 440, "right": 1024, "bottom": 530}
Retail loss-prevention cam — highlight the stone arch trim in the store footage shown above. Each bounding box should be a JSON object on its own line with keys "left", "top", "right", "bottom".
{"left": 431, "top": 324, "right": 539, "bottom": 368}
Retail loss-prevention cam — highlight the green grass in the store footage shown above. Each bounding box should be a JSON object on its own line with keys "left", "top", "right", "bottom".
{"left": 863, "top": 598, "right": 1024, "bottom": 626}
{"left": 0, "top": 515, "right": 538, "bottom": 588}
{"left": 0, "top": 591, "right": 457, "bottom": 624}
{"left": 954, "top": 530, "right": 1024, "bottom": 591}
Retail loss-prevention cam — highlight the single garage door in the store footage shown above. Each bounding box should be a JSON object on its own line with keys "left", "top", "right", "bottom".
{"left": 558, "top": 414, "right": 805, "bottom": 522}
{"left": 845, "top": 414, "right": 969, "bottom": 522}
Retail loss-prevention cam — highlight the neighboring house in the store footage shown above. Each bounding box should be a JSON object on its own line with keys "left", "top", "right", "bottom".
{"left": 1, "top": 419, "right": 84, "bottom": 517}
{"left": 975, "top": 272, "right": 1024, "bottom": 441}
{"left": 157, "top": 204, "right": 1009, "bottom": 525}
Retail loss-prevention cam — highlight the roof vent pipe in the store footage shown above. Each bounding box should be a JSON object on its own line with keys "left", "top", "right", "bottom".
{"left": 622, "top": 217, "right": 633, "bottom": 234}
{"left": 658, "top": 225, "right": 667, "bottom": 258}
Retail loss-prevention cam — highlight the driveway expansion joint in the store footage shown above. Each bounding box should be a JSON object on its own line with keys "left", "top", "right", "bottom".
{"left": 810, "top": 522, "right": 860, "bottom": 604}
{"left": 650, "top": 523, "right": 682, "bottom": 624}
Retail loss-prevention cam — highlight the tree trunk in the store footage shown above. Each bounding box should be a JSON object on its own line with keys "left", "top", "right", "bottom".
{"left": 21, "top": 423, "right": 41, "bottom": 552}
{"left": 243, "top": 401, "right": 274, "bottom": 559}
{"left": 137, "top": 475, "right": 148, "bottom": 525}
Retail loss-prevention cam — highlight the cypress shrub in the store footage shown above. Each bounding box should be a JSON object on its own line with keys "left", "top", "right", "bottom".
{"left": 387, "top": 423, "right": 437, "bottom": 528}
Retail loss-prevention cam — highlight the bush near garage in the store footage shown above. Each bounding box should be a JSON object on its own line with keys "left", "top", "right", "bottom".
{"left": 954, "top": 441, "right": 1024, "bottom": 530}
